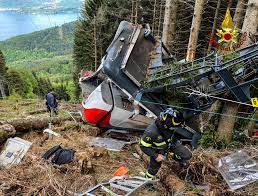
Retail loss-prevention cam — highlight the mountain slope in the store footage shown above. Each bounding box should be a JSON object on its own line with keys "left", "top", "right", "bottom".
{"left": 0, "top": 22, "right": 76, "bottom": 82}
{"left": 0, "top": 22, "right": 75, "bottom": 63}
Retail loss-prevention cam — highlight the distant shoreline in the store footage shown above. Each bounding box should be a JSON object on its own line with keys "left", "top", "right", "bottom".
{"left": 0, "top": 11, "right": 78, "bottom": 41}
{"left": 0, "top": 8, "right": 20, "bottom": 11}
{"left": 0, "top": 7, "right": 79, "bottom": 15}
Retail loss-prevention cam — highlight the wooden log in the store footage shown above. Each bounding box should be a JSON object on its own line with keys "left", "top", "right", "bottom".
{"left": 163, "top": 174, "right": 186, "bottom": 194}
{"left": 3, "top": 116, "right": 82, "bottom": 132}
{"left": 133, "top": 144, "right": 149, "bottom": 166}
{"left": 0, "top": 124, "right": 16, "bottom": 144}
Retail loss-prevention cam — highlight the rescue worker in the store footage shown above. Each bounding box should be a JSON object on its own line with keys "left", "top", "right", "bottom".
{"left": 140, "top": 108, "right": 192, "bottom": 179}
{"left": 45, "top": 92, "right": 58, "bottom": 116}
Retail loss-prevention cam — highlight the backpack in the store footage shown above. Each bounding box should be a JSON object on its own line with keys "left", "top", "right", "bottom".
{"left": 42, "top": 145, "right": 75, "bottom": 165}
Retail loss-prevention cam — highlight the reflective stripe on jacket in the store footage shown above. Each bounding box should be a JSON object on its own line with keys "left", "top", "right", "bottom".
{"left": 140, "top": 122, "right": 177, "bottom": 159}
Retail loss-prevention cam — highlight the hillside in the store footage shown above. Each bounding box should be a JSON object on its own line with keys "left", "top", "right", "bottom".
{"left": 0, "top": 22, "right": 75, "bottom": 81}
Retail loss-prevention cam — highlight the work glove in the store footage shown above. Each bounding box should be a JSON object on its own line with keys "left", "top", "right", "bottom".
{"left": 155, "top": 154, "right": 166, "bottom": 162}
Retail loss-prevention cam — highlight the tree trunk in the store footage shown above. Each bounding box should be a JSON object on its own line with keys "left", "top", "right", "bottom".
{"left": 246, "top": 110, "right": 258, "bottom": 137}
{"left": 233, "top": 0, "right": 248, "bottom": 29}
{"left": 217, "top": 103, "right": 238, "bottom": 143}
{"left": 0, "top": 81, "right": 6, "bottom": 98}
{"left": 152, "top": 0, "right": 157, "bottom": 34}
{"left": 241, "top": 0, "right": 258, "bottom": 47}
{"left": 207, "top": 0, "right": 221, "bottom": 52}
{"left": 2, "top": 116, "right": 81, "bottom": 132}
{"left": 162, "top": 0, "right": 178, "bottom": 49}
{"left": 93, "top": 17, "right": 98, "bottom": 71}
{"left": 186, "top": 0, "right": 205, "bottom": 61}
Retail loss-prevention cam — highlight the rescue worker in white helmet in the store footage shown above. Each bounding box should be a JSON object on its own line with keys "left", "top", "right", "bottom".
{"left": 140, "top": 108, "right": 192, "bottom": 179}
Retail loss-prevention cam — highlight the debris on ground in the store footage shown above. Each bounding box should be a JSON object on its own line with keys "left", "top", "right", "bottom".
{"left": 0, "top": 123, "right": 16, "bottom": 144}
{"left": 89, "top": 137, "right": 130, "bottom": 151}
{"left": 158, "top": 147, "right": 258, "bottom": 195}
{"left": 0, "top": 100, "right": 257, "bottom": 195}
{"left": 0, "top": 124, "right": 148, "bottom": 195}
{"left": 218, "top": 150, "right": 258, "bottom": 190}
{"left": 0, "top": 137, "right": 32, "bottom": 168}
{"left": 42, "top": 145, "right": 75, "bottom": 165}
{"left": 81, "top": 176, "right": 157, "bottom": 196}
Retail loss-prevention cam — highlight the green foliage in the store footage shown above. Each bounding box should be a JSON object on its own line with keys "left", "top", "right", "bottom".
{"left": 0, "top": 23, "right": 75, "bottom": 82}
{"left": 8, "top": 91, "right": 23, "bottom": 100}
{"left": 6, "top": 69, "right": 31, "bottom": 98}
{"left": 54, "top": 81, "right": 71, "bottom": 101}
{"left": 0, "top": 22, "right": 76, "bottom": 100}
{"left": 199, "top": 124, "right": 227, "bottom": 149}
{"left": 0, "top": 50, "right": 9, "bottom": 97}
{"left": 32, "top": 72, "right": 53, "bottom": 98}
{"left": 0, "top": 22, "right": 75, "bottom": 63}
{"left": 0, "top": 50, "right": 7, "bottom": 75}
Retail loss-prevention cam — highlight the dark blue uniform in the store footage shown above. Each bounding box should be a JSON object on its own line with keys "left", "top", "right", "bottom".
{"left": 140, "top": 121, "right": 192, "bottom": 179}
{"left": 46, "top": 92, "right": 58, "bottom": 115}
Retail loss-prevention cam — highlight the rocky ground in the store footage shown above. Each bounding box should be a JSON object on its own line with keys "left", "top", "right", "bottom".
{"left": 0, "top": 99, "right": 257, "bottom": 195}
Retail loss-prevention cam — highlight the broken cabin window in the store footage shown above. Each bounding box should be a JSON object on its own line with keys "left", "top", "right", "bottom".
{"left": 101, "top": 81, "right": 113, "bottom": 105}
{"left": 112, "top": 85, "right": 134, "bottom": 111}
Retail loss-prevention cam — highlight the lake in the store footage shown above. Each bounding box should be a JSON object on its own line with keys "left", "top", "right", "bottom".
{"left": 0, "top": 10, "right": 79, "bottom": 41}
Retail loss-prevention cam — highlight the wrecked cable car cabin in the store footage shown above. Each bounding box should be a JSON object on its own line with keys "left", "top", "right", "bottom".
{"left": 79, "top": 21, "right": 258, "bottom": 147}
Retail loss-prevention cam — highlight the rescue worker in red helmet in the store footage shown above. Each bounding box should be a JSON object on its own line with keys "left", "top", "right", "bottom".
{"left": 140, "top": 108, "right": 192, "bottom": 179}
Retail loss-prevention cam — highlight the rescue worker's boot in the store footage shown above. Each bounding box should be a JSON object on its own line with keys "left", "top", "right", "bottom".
{"left": 144, "top": 171, "right": 156, "bottom": 191}
{"left": 172, "top": 154, "right": 188, "bottom": 168}
{"left": 145, "top": 170, "right": 155, "bottom": 180}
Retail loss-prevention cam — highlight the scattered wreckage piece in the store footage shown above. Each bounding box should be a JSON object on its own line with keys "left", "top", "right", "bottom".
{"left": 88, "top": 137, "right": 130, "bottom": 151}
{"left": 79, "top": 176, "right": 157, "bottom": 196}
{"left": 217, "top": 150, "right": 258, "bottom": 190}
{"left": 43, "top": 123, "right": 61, "bottom": 137}
{"left": 0, "top": 137, "right": 32, "bottom": 168}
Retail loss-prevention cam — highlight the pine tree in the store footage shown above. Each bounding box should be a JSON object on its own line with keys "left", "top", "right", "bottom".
{"left": 6, "top": 69, "right": 30, "bottom": 98}
{"left": 241, "top": 0, "right": 258, "bottom": 47}
{"left": 233, "top": 0, "right": 248, "bottom": 29}
{"left": 162, "top": 0, "right": 178, "bottom": 49}
{"left": 73, "top": 0, "right": 131, "bottom": 99}
{"left": 0, "top": 50, "right": 7, "bottom": 75}
{"left": 186, "top": 0, "right": 205, "bottom": 61}
{"left": 0, "top": 51, "right": 8, "bottom": 98}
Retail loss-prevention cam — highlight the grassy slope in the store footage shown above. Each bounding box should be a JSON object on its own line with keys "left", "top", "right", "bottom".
{"left": 0, "top": 22, "right": 75, "bottom": 82}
